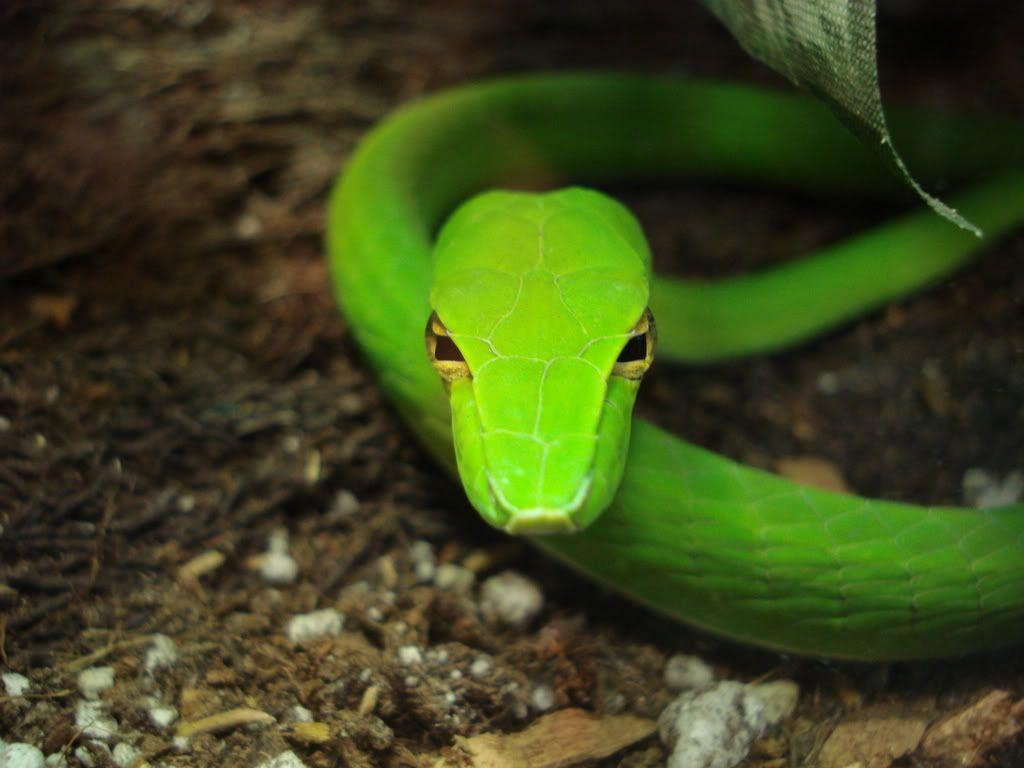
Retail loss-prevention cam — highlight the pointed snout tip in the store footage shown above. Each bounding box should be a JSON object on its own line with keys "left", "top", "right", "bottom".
{"left": 502, "top": 508, "right": 581, "bottom": 535}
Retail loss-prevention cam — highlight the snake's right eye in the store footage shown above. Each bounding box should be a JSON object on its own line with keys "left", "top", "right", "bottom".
{"left": 426, "top": 311, "right": 471, "bottom": 382}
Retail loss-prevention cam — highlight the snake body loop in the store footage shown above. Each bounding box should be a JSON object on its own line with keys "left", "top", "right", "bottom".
{"left": 327, "top": 74, "right": 1024, "bottom": 659}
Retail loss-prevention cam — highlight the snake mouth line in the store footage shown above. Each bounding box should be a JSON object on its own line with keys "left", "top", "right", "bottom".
{"left": 487, "top": 472, "right": 591, "bottom": 535}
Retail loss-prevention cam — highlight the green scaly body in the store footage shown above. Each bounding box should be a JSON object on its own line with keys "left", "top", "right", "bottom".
{"left": 326, "top": 74, "right": 1024, "bottom": 660}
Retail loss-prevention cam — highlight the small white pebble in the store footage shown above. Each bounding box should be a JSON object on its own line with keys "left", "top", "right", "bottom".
{"left": 358, "top": 668, "right": 373, "bottom": 683}
{"left": 530, "top": 685, "right": 555, "bottom": 712}
{"left": 816, "top": 371, "right": 840, "bottom": 395}
{"left": 144, "top": 635, "right": 178, "bottom": 674}
{"left": 431, "top": 648, "right": 449, "bottom": 663}
{"left": 290, "top": 705, "right": 314, "bottom": 723}
{"left": 409, "top": 541, "right": 437, "bottom": 583}
{"left": 77, "top": 666, "right": 115, "bottom": 699}
{"left": 257, "top": 751, "right": 309, "bottom": 768}
{"left": 664, "top": 654, "right": 715, "bottom": 692}
{"left": 365, "top": 606, "right": 384, "bottom": 622}
{"left": 605, "top": 692, "right": 627, "bottom": 714}
{"left": 268, "top": 527, "right": 290, "bottom": 554}
{"left": 148, "top": 705, "right": 178, "bottom": 729}
{"left": 747, "top": 680, "right": 800, "bottom": 726}
{"left": 0, "top": 415, "right": 11, "bottom": 431}
{"left": 260, "top": 551, "right": 299, "bottom": 585}
{"left": 73, "top": 747, "right": 95, "bottom": 768}
{"left": 444, "top": 690, "right": 457, "bottom": 705}
{"left": 659, "top": 681, "right": 767, "bottom": 768}
{"left": 45, "top": 752, "right": 67, "bottom": 768}
{"left": 75, "top": 699, "right": 119, "bottom": 740}
{"left": 404, "top": 675, "right": 420, "bottom": 687}
{"left": 331, "top": 490, "right": 360, "bottom": 517}
{"left": 234, "top": 212, "right": 263, "bottom": 240}
{"left": 172, "top": 735, "right": 191, "bottom": 752}
{"left": 0, "top": 743, "right": 46, "bottom": 768}
{"left": 397, "top": 645, "right": 423, "bottom": 666}
{"left": 3, "top": 672, "right": 30, "bottom": 697}
{"left": 111, "top": 743, "right": 140, "bottom": 768}
{"left": 449, "top": 669, "right": 463, "bottom": 681}
{"left": 286, "top": 608, "right": 344, "bottom": 643}
{"left": 470, "top": 656, "right": 492, "bottom": 679}
{"left": 479, "top": 571, "right": 544, "bottom": 628}
{"left": 434, "top": 563, "right": 475, "bottom": 592}
{"left": 963, "top": 468, "right": 1024, "bottom": 508}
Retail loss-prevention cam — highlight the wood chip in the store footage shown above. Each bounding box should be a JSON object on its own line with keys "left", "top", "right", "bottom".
{"left": 358, "top": 684, "right": 381, "bottom": 716}
{"left": 776, "top": 456, "right": 850, "bottom": 493}
{"left": 432, "top": 708, "right": 655, "bottom": 768}
{"left": 921, "top": 690, "right": 1024, "bottom": 766}
{"left": 175, "top": 707, "right": 275, "bottom": 737}
{"left": 287, "top": 721, "right": 332, "bottom": 744}
{"left": 819, "top": 716, "right": 927, "bottom": 768}
{"left": 64, "top": 635, "right": 156, "bottom": 672}
{"left": 176, "top": 550, "right": 226, "bottom": 584}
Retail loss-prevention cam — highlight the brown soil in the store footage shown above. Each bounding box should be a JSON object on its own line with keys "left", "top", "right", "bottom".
{"left": 2, "top": 2, "right": 1023, "bottom": 767}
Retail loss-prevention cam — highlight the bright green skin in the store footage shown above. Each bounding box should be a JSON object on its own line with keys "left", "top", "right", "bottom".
{"left": 327, "top": 74, "right": 1024, "bottom": 660}
{"left": 434, "top": 189, "right": 649, "bottom": 532}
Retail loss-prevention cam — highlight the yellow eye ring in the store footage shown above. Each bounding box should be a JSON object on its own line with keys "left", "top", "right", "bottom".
{"left": 425, "top": 311, "right": 472, "bottom": 382}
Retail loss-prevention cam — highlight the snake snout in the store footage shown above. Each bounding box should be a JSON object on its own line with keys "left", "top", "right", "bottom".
{"left": 487, "top": 471, "right": 591, "bottom": 535}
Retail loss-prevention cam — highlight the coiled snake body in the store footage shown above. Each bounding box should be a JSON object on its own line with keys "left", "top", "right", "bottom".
{"left": 327, "top": 75, "right": 1024, "bottom": 659}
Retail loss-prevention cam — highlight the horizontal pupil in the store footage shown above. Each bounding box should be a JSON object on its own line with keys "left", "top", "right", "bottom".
{"left": 434, "top": 334, "right": 465, "bottom": 362}
{"left": 617, "top": 334, "right": 647, "bottom": 363}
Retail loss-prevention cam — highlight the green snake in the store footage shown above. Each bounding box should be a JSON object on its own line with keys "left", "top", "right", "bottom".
{"left": 326, "top": 74, "right": 1024, "bottom": 660}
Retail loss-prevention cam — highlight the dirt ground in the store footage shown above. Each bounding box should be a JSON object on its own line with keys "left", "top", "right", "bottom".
{"left": 2, "top": 1, "right": 1023, "bottom": 767}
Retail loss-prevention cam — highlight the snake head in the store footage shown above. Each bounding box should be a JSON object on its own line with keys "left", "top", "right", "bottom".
{"left": 426, "top": 188, "right": 655, "bottom": 534}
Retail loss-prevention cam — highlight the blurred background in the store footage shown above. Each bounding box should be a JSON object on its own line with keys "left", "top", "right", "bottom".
{"left": 1, "top": 2, "right": 1023, "bottom": 767}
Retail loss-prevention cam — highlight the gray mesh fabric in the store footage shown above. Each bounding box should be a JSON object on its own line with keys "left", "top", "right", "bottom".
{"left": 703, "top": 0, "right": 979, "bottom": 234}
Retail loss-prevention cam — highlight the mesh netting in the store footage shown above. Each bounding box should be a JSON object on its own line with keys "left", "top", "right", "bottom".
{"left": 703, "top": 0, "right": 979, "bottom": 234}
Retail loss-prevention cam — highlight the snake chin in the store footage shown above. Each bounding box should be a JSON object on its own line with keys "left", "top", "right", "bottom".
{"left": 488, "top": 472, "right": 591, "bottom": 535}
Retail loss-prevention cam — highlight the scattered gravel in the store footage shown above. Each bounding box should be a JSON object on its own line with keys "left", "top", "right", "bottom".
{"left": 0, "top": 742, "right": 46, "bottom": 768}
{"left": 409, "top": 540, "right": 437, "bottom": 583}
{"left": 397, "top": 645, "right": 423, "bottom": 666}
{"left": 144, "top": 635, "right": 179, "bottom": 674}
{"left": 3, "top": 672, "right": 30, "bottom": 697}
{"left": 659, "top": 681, "right": 768, "bottom": 768}
{"left": 664, "top": 654, "right": 715, "bottom": 691}
{"left": 963, "top": 468, "right": 1024, "bottom": 508}
{"left": 749, "top": 680, "right": 800, "bottom": 725}
{"left": 470, "top": 656, "right": 493, "bottom": 679}
{"left": 530, "top": 685, "right": 555, "bottom": 711}
{"left": 329, "top": 489, "right": 360, "bottom": 518}
{"left": 111, "top": 743, "right": 140, "bottom": 768}
{"left": 257, "top": 750, "right": 309, "bottom": 768}
{"left": 260, "top": 528, "right": 299, "bottom": 585}
{"left": 148, "top": 705, "right": 179, "bottom": 729}
{"left": 479, "top": 570, "right": 544, "bottom": 628}
{"left": 74, "top": 699, "right": 119, "bottom": 741}
{"left": 286, "top": 608, "right": 344, "bottom": 643}
{"left": 77, "top": 666, "right": 115, "bottom": 699}
{"left": 434, "top": 563, "right": 475, "bottom": 591}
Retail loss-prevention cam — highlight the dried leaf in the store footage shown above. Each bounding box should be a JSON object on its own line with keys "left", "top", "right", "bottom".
{"left": 433, "top": 708, "right": 655, "bottom": 768}
{"left": 921, "top": 690, "right": 1024, "bottom": 766}
{"left": 176, "top": 707, "right": 275, "bottom": 737}
{"left": 819, "top": 716, "right": 927, "bottom": 768}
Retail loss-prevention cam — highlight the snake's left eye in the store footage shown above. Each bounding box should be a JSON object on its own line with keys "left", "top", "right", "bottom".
{"left": 426, "top": 311, "right": 471, "bottom": 382}
{"left": 612, "top": 308, "right": 656, "bottom": 380}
